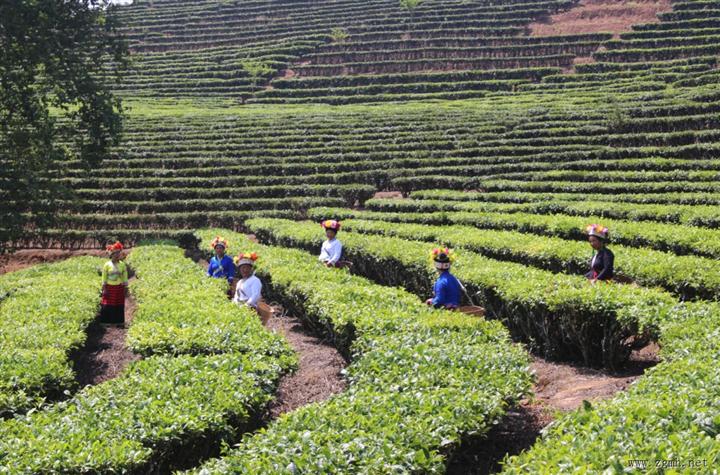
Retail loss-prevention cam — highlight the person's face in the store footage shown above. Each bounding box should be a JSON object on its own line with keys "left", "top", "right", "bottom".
{"left": 215, "top": 245, "right": 225, "bottom": 257}
{"left": 110, "top": 251, "right": 121, "bottom": 262}
{"left": 239, "top": 264, "right": 253, "bottom": 278}
{"left": 326, "top": 229, "right": 337, "bottom": 240}
{"left": 589, "top": 236, "right": 603, "bottom": 250}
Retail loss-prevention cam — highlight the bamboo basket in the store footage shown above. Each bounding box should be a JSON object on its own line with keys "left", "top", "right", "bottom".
{"left": 256, "top": 301, "right": 273, "bottom": 325}
{"left": 458, "top": 305, "right": 485, "bottom": 318}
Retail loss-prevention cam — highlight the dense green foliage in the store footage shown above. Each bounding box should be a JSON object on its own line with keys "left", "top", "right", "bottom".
{"left": 0, "top": 0, "right": 127, "bottom": 250}
{"left": 125, "top": 246, "right": 291, "bottom": 358}
{"left": 189, "top": 228, "right": 531, "bottom": 473}
{"left": 0, "top": 244, "right": 294, "bottom": 472}
{"left": 0, "top": 257, "right": 102, "bottom": 417}
{"left": 246, "top": 218, "right": 679, "bottom": 368}
{"left": 313, "top": 212, "right": 720, "bottom": 301}
{"left": 6, "top": 0, "right": 720, "bottom": 471}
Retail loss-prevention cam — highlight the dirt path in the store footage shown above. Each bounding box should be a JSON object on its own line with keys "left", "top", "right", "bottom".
{"left": 447, "top": 344, "right": 659, "bottom": 474}
{"left": 373, "top": 190, "right": 405, "bottom": 200}
{"left": 265, "top": 306, "right": 347, "bottom": 417}
{"left": 72, "top": 282, "right": 141, "bottom": 387}
{"left": 0, "top": 249, "right": 107, "bottom": 275}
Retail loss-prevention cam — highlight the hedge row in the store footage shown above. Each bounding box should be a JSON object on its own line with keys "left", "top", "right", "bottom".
{"left": 410, "top": 188, "right": 720, "bottom": 207}
{"left": 390, "top": 176, "right": 720, "bottom": 196}
{"left": 409, "top": 190, "right": 720, "bottom": 228}
{"left": 0, "top": 258, "right": 102, "bottom": 417}
{"left": 339, "top": 218, "right": 720, "bottom": 301}
{"left": 350, "top": 200, "right": 720, "bottom": 258}
{"left": 125, "top": 246, "right": 293, "bottom": 359}
{"left": 0, "top": 245, "right": 295, "bottom": 473}
{"left": 247, "top": 218, "right": 678, "bottom": 369}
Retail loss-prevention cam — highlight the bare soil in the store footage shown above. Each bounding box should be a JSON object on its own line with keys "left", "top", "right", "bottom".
{"left": 0, "top": 249, "right": 108, "bottom": 275}
{"left": 372, "top": 190, "right": 405, "bottom": 199}
{"left": 72, "top": 282, "right": 140, "bottom": 387}
{"left": 265, "top": 306, "right": 347, "bottom": 417}
{"left": 529, "top": 0, "right": 673, "bottom": 36}
{"left": 448, "top": 344, "right": 659, "bottom": 474}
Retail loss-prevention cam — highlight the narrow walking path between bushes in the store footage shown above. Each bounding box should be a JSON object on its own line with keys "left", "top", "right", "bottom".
{"left": 264, "top": 306, "right": 347, "bottom": 417}
{"left": 72, "top": 280, "right": 140, "bottom": 387}
{"left": 447, "top": 343, "right": 659, "bottom": 474}
{"left": 0, "top": 249, "right": 107, "bottom": 275}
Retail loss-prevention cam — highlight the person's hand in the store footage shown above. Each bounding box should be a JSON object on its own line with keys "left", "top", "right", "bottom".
{"left": 590, "top": 278, "right": 597, "bottom": 285}
{"left": 425, "top": 298, "right": 433, "bottom": 305}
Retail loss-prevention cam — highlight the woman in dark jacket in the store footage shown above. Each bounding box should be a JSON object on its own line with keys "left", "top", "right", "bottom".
{"left": 585, "top": 224, "right": 614, "bottom": 282}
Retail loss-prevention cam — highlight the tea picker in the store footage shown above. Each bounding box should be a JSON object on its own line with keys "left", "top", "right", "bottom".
{"left": 233, "top": 251, "right": 273, "bottom": 325}
{"left": 425, "top": 247, "right": 484, "bottom": 317}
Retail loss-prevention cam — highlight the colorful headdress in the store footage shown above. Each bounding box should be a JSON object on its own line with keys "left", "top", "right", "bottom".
{"left": 210, "top": 236, "right": 229, "bottom": 250}
{"left": 106, "top": 241, "right": 124, "bottom": 254}
{"left": 585, "top": 224, "right": 609, "bottom": 241}
{"left": 234, "top": 252, "right": 259, "bottom": 267}
{"left": 430, "top": 247, "right": 456, "bottom": 270}
{"left": 321, "top": 220, "right": 341, "bottom": 232}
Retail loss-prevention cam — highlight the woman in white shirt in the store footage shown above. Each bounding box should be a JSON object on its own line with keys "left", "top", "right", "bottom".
{"left": 319, "top": 220, "right": 343, "bottom": 267}
{"left": 232, "top": 252, "right": 262, "bottom": 308}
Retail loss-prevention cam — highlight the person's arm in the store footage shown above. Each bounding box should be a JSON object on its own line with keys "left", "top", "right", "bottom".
{"left": 319, "top": 241, "right": 329, "bottom": 262}
{"left": 327, "top": 241, "right": 342, "bottom": 265}
{"left": 231, "top": 283, "right": 241, "bottom": 304}
{"left": 207, "top": 259, "right": 215, "bottom": 277}
{"left": 122, "top": 263, "right": 129, "bottom": 296}
{"left": 246, "top": 279, "right": 262, "bottom": 308}
{"left": 101, "top": 263, "right": 108, "bottom": 294}
{"left": 595, "top": 250, "right": 614, "bottom": 280}
{"left": 431, "top": 279, "right": 447, "bottom": 307}
{"left": 226, "top": 257, "right": 235, "bottom": 284}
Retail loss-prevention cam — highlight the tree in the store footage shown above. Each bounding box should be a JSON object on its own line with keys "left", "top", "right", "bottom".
{"left": 0, "top": 0, "right": 128, "bottom": 251}
{"left": 400, "top": 0, "right": 422, "bottom": 19}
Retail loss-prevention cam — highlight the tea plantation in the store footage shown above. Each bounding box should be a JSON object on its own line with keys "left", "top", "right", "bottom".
{"left": 3, "top": 0, "right": 720, "bottom": 472}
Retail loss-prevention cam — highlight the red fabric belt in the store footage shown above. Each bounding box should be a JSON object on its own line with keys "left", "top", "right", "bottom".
{"left": 102, "top": 284, "right": 126, "bottom": 306}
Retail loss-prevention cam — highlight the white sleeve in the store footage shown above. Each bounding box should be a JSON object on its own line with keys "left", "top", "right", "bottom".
{"left": 246, "top": 277, "right": 262, "bottom": 308}
{"left": 327, "top": 240, "right": 342, "bottom": 264}
{"left": 232, "top": 284, "right": 241, "bottom": 304}
{"left": 319, "top": 241, "right": 329, "bottom": 261}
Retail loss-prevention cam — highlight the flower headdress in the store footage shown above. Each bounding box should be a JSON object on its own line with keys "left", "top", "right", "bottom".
{"left": 321, "top": 220, "right": 341, "bottom": 231}
{"left": 234, "top": 252, "right": 259, "bottom": 267}
{"left": 210, "top": 236, "right": 229, "bottom": 250}
{"left": 429, "top": 247, "right": 456, "bottom": 270}
{"left": 106, "top": 241, "right": 124, "bottom": 254}
{"left": 585, "top": 224, "right": 609, "bottom": 241}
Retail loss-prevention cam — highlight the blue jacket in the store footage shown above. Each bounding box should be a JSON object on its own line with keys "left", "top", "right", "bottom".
{"left": 207, "top": 255, "right": 235, "bottom": 284}
{"left": 432, "top": 270, "right": 462, "bottom": 308}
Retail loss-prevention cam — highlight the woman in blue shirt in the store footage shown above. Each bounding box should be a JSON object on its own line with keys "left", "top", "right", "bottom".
{"left": 426, "top": 247, "right": 462, "bottom": 309}
{"left": 207, "top": 236, "right": 235, "bottom": 285}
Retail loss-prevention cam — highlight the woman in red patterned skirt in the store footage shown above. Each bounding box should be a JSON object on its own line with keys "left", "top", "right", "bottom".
{"left": 100, "top": 241, "right": 129, "bottom": 325}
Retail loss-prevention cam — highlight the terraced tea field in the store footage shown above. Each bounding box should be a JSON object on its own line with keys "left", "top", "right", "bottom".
{"left": 3, "top": 0, "right": 720, "bottom": 472}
